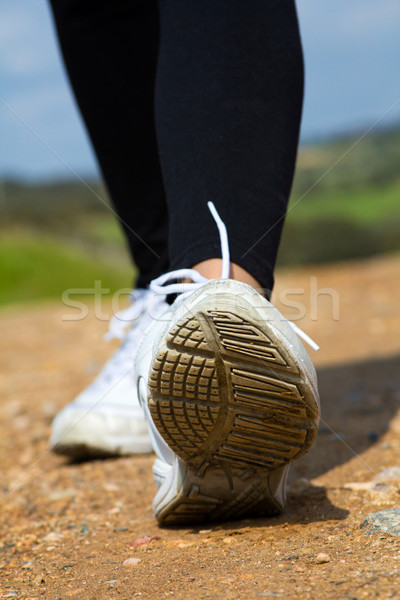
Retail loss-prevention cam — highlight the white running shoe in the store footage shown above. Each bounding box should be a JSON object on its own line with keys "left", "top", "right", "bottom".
{"left": 134, "top": 203, "right": 320, "bottom": 524}
{"left": 50, "top": 289, "right": 168, "bottom": 458}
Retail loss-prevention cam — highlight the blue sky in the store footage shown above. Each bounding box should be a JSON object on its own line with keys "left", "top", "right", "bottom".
{"left": 0, "top": 0, "right": 399, "bottom": 180}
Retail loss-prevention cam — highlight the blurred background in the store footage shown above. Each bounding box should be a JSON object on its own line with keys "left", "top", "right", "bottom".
{"left": 0, "top": 0, "right": 399, "bottom": 306}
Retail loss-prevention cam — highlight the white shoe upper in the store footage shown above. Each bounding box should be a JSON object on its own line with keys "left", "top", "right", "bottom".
{"left": 50, "top": 289, "right": 168, "bottom": 456}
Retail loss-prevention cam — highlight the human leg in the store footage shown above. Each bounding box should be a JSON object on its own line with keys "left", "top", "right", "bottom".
{"left": 49, "top": 0, "right": 169, "bottom": 287}
{"left": 155, "top": 0, "right": 304, "bottom": 296}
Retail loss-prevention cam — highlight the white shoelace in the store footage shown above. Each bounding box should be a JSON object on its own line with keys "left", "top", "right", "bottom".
{"left": 98, "top": 289, "right": 165, "bottom": 385}
{"left": 104, "top": 289, "right": 151, "bottom": 342}
{"left": 150, "top": 201, "right": 319, "bottom": 351}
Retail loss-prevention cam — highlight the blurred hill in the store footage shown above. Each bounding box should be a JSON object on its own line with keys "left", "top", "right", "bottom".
{"left": 0, "top": 124, "right": 399, "bottom": 305}
{"left": 279, "top": 124, "right": 400, "bottom": 265}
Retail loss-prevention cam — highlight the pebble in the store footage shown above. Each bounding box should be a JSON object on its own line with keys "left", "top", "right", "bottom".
{"left": 373, "top": 466, "right": 400, "bottom": 483}
{"left": 129, "top": 535, "right": 160, "bottom": 548}
{"left": 103, "top": 483, "right": 120, "bottom": 492}
{"left": 177, "top": 541, "right": 194, "bottom": 548}
{"left": 360, "top": 508, "right": 400, "bottom": 537}
{"left": 123, "top": 558, "right": 142, "bottom": 566}
{"left": 42, "top": 532, "right": 62, "bottom": 543}
{"left": 315, "top": 553, "right": 330, "bottom": 564}
{"left": 343, "top": 482, "right": 374, "bottom": 491}
{"left": 344, "top": 467, "right": 400, "bottom": 496}
{"left": 48, "top": 489, "right": 76, "bottom": 501}
{"left": 33, "top": 574, "right": 45, "bottom": 586}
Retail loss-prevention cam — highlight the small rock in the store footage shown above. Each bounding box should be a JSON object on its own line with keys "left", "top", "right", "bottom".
{"left": 33, "top": 574, "right": 45, "bottom": 586}
{"left": 343, "top": 482, "right": 374, "bottom": 491}
{"left": 199, "top": 529, "right": 212, "bottom": 534}
{"left": 123, "top": 558, "right": 142, "bottom": 566}
{"left": 42, "top": 532, "right": 62, "bottom": 543}
{"left": 368, "top": 431, "right": 379, "bottom": 443}
{"left": 129, "top": 535, "right": 160, "bottom": 548}
{"left": 315, "top": 553, "right": 330, "bottom": 564}
{"left": 103, "top": 483, "right": 119, "bottom": 492}
{"left": 373, "top": 467, "right": 400, "bottom": 484}
{"left": 167, "top": 539, "right": 191, "bottom": 547}
{"left": 177, "top": 541, "right": 193, "bottom": 548}
{"left": 360, "top": 508, "right": 400, "bottom": 538}
{"left": 48, "top": 489, "right": 76, "bottom": 501}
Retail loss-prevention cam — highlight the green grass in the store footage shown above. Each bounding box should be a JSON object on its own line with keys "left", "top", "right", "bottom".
{"left": 1, "top": 124, "right": 400, "bottom": 306}
{"left": 82, "top": 214, "right": 126, "bottom": 244}
{"left": 0, "top": 233, "right": 133, "bottom": 306}
{"left": 287, "top": 182, "right": 400, "bottom": 225}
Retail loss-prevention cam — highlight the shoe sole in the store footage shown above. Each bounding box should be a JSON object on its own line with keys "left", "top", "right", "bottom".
{"left": 148, "top": 293, "right": 319, "bottom": 524}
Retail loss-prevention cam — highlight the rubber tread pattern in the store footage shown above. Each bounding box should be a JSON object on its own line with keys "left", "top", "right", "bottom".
{"left": 149, "top": 308, "right": 318, "bottom": 523}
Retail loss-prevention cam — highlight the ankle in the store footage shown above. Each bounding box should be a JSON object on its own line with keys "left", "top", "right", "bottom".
{"left": 191, "top": 259, "right": 265, "bottom": 296}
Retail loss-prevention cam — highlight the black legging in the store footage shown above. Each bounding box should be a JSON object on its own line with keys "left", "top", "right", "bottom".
{"left": 49, "top": 0, "right": 304, "bottom": 294}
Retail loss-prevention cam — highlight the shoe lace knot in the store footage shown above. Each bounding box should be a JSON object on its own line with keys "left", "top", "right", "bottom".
{"left": 149, "top": 202, "right": 319, "bottom": 351}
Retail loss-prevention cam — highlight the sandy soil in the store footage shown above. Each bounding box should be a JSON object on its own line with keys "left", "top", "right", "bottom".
{"left": 1, "top": 253, "right": 400, "bottom": 600}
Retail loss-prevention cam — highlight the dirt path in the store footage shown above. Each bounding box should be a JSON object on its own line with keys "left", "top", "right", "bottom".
{"left": 1, "top": 254, "right": 400, "bottom": 600}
